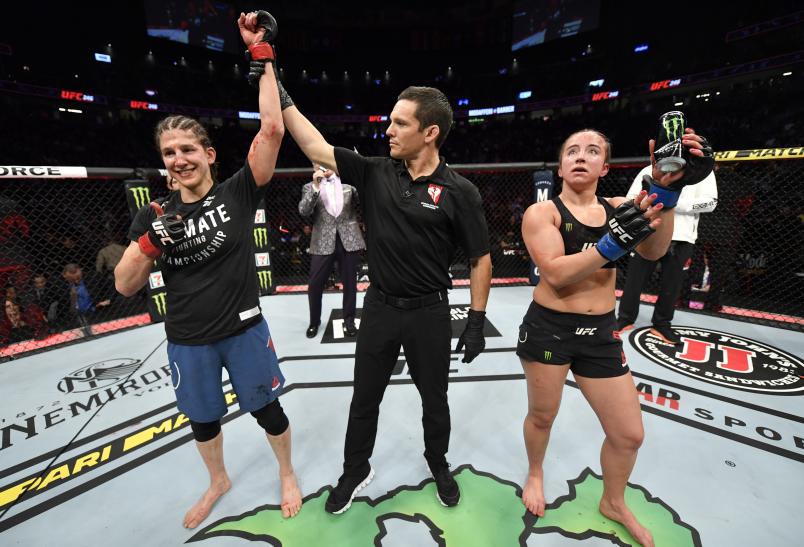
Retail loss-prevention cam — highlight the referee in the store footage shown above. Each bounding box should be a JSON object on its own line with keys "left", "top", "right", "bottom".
{"left": 276, "top": 83, "right": 492, "bottom": 513}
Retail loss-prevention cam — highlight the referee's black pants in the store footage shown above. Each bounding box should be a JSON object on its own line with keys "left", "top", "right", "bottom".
{"left": 619, "top": 241, "right": 695, "bottom": 327}
{"left": 342, "top": 286, "right": 451, "bottom": 477}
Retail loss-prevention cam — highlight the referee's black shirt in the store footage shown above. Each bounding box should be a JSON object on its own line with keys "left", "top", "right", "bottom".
{"left": 334, "top": 147, "right": 489, "bottom": 297}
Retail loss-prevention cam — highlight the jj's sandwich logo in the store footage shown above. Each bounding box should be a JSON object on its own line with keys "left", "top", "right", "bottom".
{"left": 128, "top": 186, "right": 151, "bottom": 209}
{"left": 57, "top": 359, "right": 142, "bottom": 394}
{"left": 631, "top": 327, "right": 804, "bottom": 394}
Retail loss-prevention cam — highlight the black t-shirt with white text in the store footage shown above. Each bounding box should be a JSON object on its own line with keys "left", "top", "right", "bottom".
{"left": 129, "top": 162, "right": 264, "bottom": 344}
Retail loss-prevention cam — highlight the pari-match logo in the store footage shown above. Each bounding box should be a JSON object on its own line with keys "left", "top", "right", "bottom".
{"left": 630, "top": 327, "right": 804, "bottom": 395}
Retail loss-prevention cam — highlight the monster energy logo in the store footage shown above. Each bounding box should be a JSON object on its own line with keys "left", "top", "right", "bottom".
{"left": 544, "top": 350, "right": 552, "bottom": 361}
{"left": 564, "top": 223, "right": 573, "bottom": 232}
{"left": 152, "top": 292, "right": 167, "bottom": 316}
{"left": 128, "top": 186, "right": 151, "bottom": 209}
{"left": 662, "top": 112, "right": 686, "bottom": 142}
{"left": 253, "top": 227, "right": 269, "bottom": 247}
{"left": 257, "top": 270, "right": 272, "bottom": 290}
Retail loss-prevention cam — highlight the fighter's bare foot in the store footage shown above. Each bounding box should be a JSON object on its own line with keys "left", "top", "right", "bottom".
{"left": 280, "top": 472, "right": 302, "bottom": 518}
{"left": 599, "top": 498, "right": 655, "bottom": 547}
{"left": 522, "top": 470, "right": 546, "bottom": 517}
{"left": 183, "top": 477, "right": 232, "bottom": 529}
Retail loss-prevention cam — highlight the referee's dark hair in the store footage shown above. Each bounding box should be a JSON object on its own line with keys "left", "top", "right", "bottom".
{"left": 398, "top": 86, "right": 453, "bottom": 149}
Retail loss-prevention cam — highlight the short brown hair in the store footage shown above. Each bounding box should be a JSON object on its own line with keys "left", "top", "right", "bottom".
{"left": 397, "top": 86, "right": 453, "bottom": 148}
{"left": 558, "top": 129, "right": 612, "bottom": 163}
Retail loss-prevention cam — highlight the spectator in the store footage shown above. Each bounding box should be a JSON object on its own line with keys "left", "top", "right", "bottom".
{"left": 56, "top": 263, "right": 113, "bottom": 333}
{"left": 96, "top": 233, "right": 127, "bottom": 280}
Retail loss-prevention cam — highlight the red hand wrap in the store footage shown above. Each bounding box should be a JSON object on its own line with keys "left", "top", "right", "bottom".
{"left": 248, "top": 42, "right": 275, "bottom": 62}
{"left": 138, "top": 233, "right": 161, "bottom": 259}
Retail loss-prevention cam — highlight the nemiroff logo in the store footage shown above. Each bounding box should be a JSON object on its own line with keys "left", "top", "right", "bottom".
{"left": 57, "top": 359, "right": 142, "bottom": 394}
{"left": 631, "top": 327, "right": 804, "bottom": 395}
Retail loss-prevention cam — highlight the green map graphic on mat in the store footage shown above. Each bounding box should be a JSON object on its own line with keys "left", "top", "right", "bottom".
{"left": 188, "top": 465, "right": 701, "bottom": 546}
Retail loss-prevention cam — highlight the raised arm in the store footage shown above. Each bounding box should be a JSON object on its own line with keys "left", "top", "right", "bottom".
{"left": 282, "top": 105, "right": 337, "bottom": 173}
{"left": 238, "top": 11, "right": 284, "bottom": 187}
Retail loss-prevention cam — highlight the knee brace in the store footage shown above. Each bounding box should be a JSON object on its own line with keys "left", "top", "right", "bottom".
{"left": 251, "top": 399, "right": 289, "bottom": 436}
{"left": 189, "top": 419, "right": 221, "bottom": 442}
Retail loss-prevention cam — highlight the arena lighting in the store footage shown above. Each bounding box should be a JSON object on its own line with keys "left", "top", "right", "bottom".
{"left": 674, "top": 101, "right": 684, "bottom": 106}
{"left": 144, "top": 89, "right": 157, "bottom": 96}
{"left": 591, "top": 90, "right": 619, "bottom": 101}
{"left": 60, "top": 90, "right": 94, "bottom": 102}
{"left": 518, "top": 90, "right": 532, "bottom": 99}
{"left": 588, "top": 79, "right": 605, "bottom": 87}
{"left": 782, "top": 71, "right": 792, "bottom": 76}
{"left": 238, "top": 111, "right": 260, "bottom": 119}
{"left": 649, "top": 78, "right": 682, "bottom": 91}
{"left": 368, "top": 115, "right": 388, "bottom": 122}
{"left": 634, "top": 43, "right": 648, "bottom": 53}
{"left": 130, "top": 100, "right": 158, "bottom": 110}
{"left": 59, "top": 107, "right": 83, "bottom": 114}
{"left": 94, "top": 53, "right": 111, "bottom": 63}
{"left": 457, "top": 98, "right": 469, "bottom": 106}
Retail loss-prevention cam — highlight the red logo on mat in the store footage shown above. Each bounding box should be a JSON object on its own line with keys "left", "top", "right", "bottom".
{"left": 272, "top": 376, "right": 281, "bottom": 391}
{"left": 427, "top": 184, "right": 443, "bottom": 204}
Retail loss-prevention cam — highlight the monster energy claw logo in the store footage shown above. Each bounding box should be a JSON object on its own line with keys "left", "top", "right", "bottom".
{"left": 544, "top": 350, "right": 552, "bottom": 361}
{"left": 254, "top": 227, "right": 268, "bottom": 247}
{"left": 129, "top": 186, "right": 151, "bottom": 209}
{"left": 152, "top": 292, "right": 167, "bottom": 316}
{"left": 564, "top": 223, "right": 573, "bottom": 232}
{"left": 662, "top": 112, "right": 686, "bottom": 142}
{"left": 257, "top": 270, "right": 272, "bottom": 290}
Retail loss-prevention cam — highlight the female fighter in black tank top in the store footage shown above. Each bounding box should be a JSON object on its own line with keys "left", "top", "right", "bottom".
{"left": 552, "top": 196, "right": 617, "bottom": 268}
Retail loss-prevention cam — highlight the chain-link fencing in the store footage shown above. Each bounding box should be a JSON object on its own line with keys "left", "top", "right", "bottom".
{"left": 1, "top": 151, "right": 801, "bottom": 358}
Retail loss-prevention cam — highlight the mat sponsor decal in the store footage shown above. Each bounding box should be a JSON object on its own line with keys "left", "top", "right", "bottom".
{"left": 1, "top": 361, "right": 173, "bottom": 451}
{"left": 320, "top": 305, "right": 502, "bottom": 344}
{"left": 188, "top": 465, "right": 701, "bottom": 547}
{"left": 630, "top": 327, "right": 804, "bottom": 394}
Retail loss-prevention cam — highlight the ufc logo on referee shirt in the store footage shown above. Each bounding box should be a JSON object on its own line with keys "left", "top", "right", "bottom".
{"left": 575, "top": 327, "right": 597, "bottom": 336}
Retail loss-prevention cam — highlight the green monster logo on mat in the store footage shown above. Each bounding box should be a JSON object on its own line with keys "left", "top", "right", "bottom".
{"left": 257, "top": 270, "right": 272, "bottom": 290}
{"left": 128, "top": 187, "right": 151, "bottom": 209}
{"left": 152, "top": 292, "right": 167, "bottom": 316}
{"left": 188, "top": 466, "right": 701, "bottom": 547}
{"left": 254, "top": 227, "right": 269, "bottom": 247}
{"left": 662, "top": 113, "right": 685, "bottom": 142}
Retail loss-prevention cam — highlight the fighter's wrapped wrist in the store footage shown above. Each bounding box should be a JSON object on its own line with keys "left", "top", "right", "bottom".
{"left": 137, "top": 233, "right": 161, "bottom": 259}
{"left": 645, "top": 175, "right": 680, "bottom": 209}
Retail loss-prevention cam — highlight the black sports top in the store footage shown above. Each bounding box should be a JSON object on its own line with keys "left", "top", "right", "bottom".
{"left": 553, "top": 196, "right": 616, "bottom": 268}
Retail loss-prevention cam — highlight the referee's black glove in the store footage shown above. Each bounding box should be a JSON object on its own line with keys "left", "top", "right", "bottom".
{"left": 455, "top": 309, "right": 486, "bottom": 363}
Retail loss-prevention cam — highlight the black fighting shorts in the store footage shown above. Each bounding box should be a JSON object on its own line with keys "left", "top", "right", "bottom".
{"left": 516, "top": 301, "right": 629, "bottom": 378}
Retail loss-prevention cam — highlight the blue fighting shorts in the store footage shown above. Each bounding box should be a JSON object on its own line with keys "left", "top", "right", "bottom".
{"left": 167, "top": 317, "right": 285, "bottom": 423}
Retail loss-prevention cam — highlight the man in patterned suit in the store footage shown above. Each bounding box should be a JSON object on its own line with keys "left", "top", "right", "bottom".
{"left": 299, "top": 164, "right": 366, "bottom": 338}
